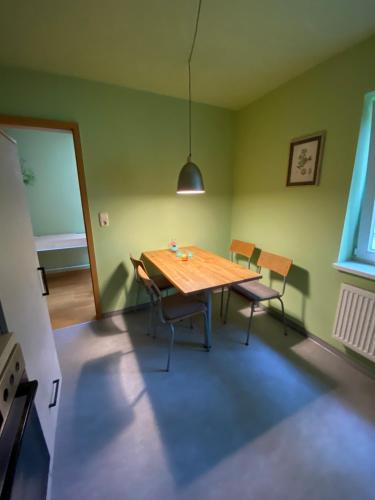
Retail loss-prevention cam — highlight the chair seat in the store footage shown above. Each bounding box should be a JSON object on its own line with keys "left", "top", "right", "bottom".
{"left": 232, "top": 281, "right": 280, "bottom": 301}
{"left": 152, "top": 274, "right": 173, "bottom": 291}
{"left": 162, "top": 294, "right": 207, "bottom": 321}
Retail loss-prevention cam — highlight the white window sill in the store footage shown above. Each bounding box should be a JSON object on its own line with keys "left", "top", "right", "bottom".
{"left": 333, "top": 261, "right": 375, "bottom": 280}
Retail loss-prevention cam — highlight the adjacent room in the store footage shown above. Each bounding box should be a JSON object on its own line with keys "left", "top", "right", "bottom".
{"left": 0, "top": 1, "right": 374, "bottom": 500}
{"left": 3, "top": 127, "right": 97, "bottom": 329}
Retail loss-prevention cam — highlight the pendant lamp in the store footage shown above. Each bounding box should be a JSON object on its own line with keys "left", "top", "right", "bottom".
{"left": 177, "top": 0, "right": 205, "bottom": 194}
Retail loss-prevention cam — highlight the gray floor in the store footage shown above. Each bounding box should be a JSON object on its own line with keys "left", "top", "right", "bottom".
{"left": 51, "top": 295, "right": 375, "bottom": 500}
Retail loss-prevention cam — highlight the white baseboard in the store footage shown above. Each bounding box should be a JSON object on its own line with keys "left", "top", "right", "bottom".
{"left": 265, "top": 304, "right": 375, "bottom": 380}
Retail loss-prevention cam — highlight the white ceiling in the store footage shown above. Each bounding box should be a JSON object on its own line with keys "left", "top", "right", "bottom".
{"left": 0, "top": 0, "right": 375, "bottom": 109}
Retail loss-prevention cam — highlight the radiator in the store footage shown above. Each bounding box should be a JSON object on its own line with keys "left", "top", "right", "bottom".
{"left": 333, "top": 284, "right": 375, "bottom": 361}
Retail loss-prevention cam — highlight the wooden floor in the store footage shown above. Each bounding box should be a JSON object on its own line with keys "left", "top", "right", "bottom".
{"left": 46, "top": 269, "right": 96, "bottom": 330}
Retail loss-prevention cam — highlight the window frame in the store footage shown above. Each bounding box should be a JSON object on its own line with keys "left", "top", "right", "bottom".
{"left": 334, "top": 91, "right": 375, "bottom": 280}
{"left": 355, "top": 102, "right": 375, "bottom": 264}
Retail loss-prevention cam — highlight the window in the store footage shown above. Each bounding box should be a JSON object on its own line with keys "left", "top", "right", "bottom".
{"left": 370, "top": 204, "right": 375, "bottom": 252}
{"left": 357, "top": 199, "right": 375, "bottom": 259}
{"left": 370, "top": 204, "right": 375, "bottom": 251}
{"left": 335, "top": 92, "right": 375, "bottom": 279}
{"left": 355, "top": 107, "right": 375, "bottom": 264}
{"left": 357, "top": 200, "right": 375, "bottom": 260}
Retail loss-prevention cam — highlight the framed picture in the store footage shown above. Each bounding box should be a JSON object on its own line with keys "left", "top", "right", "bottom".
{"left": 286, "top": 132, "right": 325, "bottom": 186}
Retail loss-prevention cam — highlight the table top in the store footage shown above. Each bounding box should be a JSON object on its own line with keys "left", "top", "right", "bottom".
{"left": 142, "top": 246, "right": 261, "bottom": 295}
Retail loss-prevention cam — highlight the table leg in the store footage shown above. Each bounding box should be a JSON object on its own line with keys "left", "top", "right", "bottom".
{"left": 204, "top": 290, "right": 212, "bottom": 350}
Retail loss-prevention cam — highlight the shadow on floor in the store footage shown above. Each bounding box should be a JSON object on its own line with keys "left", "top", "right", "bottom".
{"left": 123, "top": 293, "right": 336, "bottom": 488}
{"left": 58, "top": 351, "right": 136, "bottom": 463}
{"left": 90, "top": 315, "right": 128, "bottom": 336}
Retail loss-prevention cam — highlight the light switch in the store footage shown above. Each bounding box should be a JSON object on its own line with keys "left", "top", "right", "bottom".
{"left": 99, "top": 212, "right": 109, "bottom": 227}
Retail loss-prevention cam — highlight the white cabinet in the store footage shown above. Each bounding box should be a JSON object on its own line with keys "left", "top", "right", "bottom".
{"left": 0, "top": 130, "right": 62, "bottom": 457}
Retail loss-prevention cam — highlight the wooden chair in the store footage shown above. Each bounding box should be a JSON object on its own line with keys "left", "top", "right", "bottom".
{"left": 130, "top": 254, "right": 173, "bottom": 305}
{"left": 224, "top": 250, "right": 292, "bottom": 345}
{"left": 220, "top": 239, "right": 256, "bottom": 317}
{"left": 137, "top": 265, "right": 209, "bottom": 371}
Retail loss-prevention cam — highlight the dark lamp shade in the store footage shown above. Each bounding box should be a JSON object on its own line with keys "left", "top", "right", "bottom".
{"left": 176, "top": 161, "right": 205, "bottom": 194}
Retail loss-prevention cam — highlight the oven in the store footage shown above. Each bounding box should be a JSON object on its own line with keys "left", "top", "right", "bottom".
{"left": 0, "top": 334, "right": 50, "bottom": 500}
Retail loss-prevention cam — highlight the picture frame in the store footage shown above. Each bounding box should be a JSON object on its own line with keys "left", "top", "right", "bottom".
{"left": 286, "top": 131, "right": 325, "bottom": 186}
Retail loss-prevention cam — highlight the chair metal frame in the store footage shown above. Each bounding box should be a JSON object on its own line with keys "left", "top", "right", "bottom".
{"left": 224, "top": 251, "right": 292, "bottom": 346}
{"left": 137, "top": 265, "right": 209, "bottom": 371}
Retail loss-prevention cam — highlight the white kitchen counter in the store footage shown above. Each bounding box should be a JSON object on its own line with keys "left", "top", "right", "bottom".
{"left": 34, "top": 233, "right": 87, "bottom": 252}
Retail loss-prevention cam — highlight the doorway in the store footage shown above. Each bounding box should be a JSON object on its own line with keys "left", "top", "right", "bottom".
{"left": 0, "top": 115, "right": 101, "bottom": 329}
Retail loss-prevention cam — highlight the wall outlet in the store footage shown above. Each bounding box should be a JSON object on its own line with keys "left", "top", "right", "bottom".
{"left": 99, "top": 212, "right": 109, "bottom": 227}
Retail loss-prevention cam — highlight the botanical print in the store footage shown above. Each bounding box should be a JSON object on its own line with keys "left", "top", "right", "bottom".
{"left": 296, "top": 148, "right": 312, "bottom": 176}
{"left": 287, "top": 133, "right": 324, "bottom": 186}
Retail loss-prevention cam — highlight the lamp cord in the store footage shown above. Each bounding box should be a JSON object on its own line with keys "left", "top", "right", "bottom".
{"left": 188, "top": 0, "right": 202, "bottom": 160}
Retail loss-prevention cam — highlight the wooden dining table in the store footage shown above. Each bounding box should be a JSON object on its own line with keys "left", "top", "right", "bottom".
{"left": 142, "top": 246, "right": 261, "bottom": 348}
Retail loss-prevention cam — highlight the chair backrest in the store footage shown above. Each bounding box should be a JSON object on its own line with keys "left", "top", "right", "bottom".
{"left": 230, "top": 239, "right": 256, "bottom": 268}
{"left": 137, "top": 265, "right": 162, "bottom": 304}
{"left": 257, "top": 251, "right": 292, "bottom": 277}
{"left": 130, "top": 254, "right": 147, "bottom": 283}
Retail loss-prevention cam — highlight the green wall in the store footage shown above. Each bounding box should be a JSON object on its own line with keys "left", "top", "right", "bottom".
{"left": 232, "top": 35, "right": 375, "bottom": 372}
{"left": 4, "top": 127, "right": 89, "bottom": 270}
{"left": 0, "top": 66, "right": 234, "bottom": 312}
